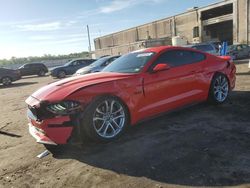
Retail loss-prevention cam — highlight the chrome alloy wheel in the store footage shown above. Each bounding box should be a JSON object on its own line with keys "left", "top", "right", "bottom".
{"left": 58, "top": 71, "right": 66, "bottom": 78}
{"left": 93, "top": 99, "right": 125, "bottom": 138}
{"left": 213, "top": 75, "right": 229, "bottom": 102}
{"left": 2, "top": 77, "right": 11, "bottom": 86}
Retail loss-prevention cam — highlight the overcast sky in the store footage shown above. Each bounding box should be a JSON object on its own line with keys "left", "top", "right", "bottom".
{"left": 0, "top": 0, "right": 220, "bottom": 59}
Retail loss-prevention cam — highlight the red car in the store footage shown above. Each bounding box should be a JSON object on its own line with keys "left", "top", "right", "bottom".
{"left": 25, "top": 46, "right": 236, "bottom": 145}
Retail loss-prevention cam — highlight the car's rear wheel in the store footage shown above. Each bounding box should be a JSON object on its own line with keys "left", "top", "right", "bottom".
{"left": 57, "top": 70, "right": 66, "bottom": 78}
{"left": 38, "top": 69, "right": 46, "bottom": 76}
{"left": 208, "top": 73, "right": 229, "bottom": 104}
{"left": 2, "top": 77, "right": 12, "bottom": 86}
{"left": 81, "top": 96, "right": 129, "bottom": 142}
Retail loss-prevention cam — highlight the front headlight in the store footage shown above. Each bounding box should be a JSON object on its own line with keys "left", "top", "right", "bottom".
{"left": 46, "top": 101, "right": 82, "bottom": 115}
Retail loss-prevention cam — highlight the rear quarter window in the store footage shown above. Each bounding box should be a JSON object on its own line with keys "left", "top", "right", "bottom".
{"left": 190, "top": 51, "right": 206, "bottom": 62}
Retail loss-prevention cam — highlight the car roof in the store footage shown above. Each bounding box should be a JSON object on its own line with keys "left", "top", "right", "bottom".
{"left": 142, "top": 45, "right": 206, "bottom": 54}
{"left": 185, "top": 43, "right": 214, "bottom": 47}
{"left": 142, "top": 46, "right": 175, "bottom": 53}
{"left": 71, "top": 58, "right": 95, "bottom": 61}
{"left": 25, "top": 63, "right": 44, "bottom": 65}
{"left": 109, "top": 55, "right": 120, "bottom": 58}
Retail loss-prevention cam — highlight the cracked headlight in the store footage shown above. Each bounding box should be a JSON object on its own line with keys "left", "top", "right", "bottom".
{"left": 46, "top": 101, "right": 82, "bottom": 115}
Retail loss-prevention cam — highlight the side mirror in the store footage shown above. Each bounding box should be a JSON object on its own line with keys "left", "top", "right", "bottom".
{"left": 152, "top": 63, "right": 170, "bottom": 72}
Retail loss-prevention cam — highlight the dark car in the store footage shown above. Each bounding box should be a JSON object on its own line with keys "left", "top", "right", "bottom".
{"left": 227, "top": 44, "right": 250, "bottom": 60}
{"left": 185, "top": 43, "right": 219, "bottom": 56}
{"left": 0, "top": 68, "right": 21, "bottom": 86}
{"left": 74, "top": 56, "right": 120, "bottom": 76}
{"left": 18, "top": 63, "right": 48, "bottom": 77}
{"left": 50, "top": 59, "right": 95, "bottom": 78}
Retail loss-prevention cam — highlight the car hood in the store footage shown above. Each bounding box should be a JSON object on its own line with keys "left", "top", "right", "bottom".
{"left": 76, "top": 66, "right": 92, "bottom": 73}
{"left": 76, "top": 65, "right": 100, "bottom": 73}
{"left": 28, "top": 72, "right": 134, "bottom": 103}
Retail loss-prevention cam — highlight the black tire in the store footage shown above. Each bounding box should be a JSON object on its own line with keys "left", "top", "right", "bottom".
{"left": 208, "top": 73, "right": 229, "bottom": 104}
{"left": 80, "top": 96, "right": 129, "bottom": 142}
{"left": 38, "top": 69, "right": 46, "bottom": 76}
{"left": 57, "top": 70, "right": 66, "bottom": 78}
{"left": 2, "top": 77, "right": 12, "bottom": 86}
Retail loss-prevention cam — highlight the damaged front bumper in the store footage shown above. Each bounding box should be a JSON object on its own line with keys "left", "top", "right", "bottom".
{"left": 27, "top": 112, "right": 74, "bottom": 145}
{"left": 26, "top": 96, "right": 76, "bottom": 145}
{"left": 28, "top": 123, "right": 57, "bottom": 145}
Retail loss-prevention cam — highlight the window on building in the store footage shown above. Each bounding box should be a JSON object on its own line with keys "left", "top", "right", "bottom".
{"left": 193, "top": 26, "right": 199, "bottom": 38}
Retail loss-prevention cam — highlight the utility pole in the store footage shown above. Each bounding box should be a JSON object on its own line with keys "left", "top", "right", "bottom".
{"left": 87, "top": 25, "right": 91, "bottom": 52}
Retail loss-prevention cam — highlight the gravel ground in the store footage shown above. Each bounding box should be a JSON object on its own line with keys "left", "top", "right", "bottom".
{"left": 0, "top": 60, "right": 249, "bottom": 188}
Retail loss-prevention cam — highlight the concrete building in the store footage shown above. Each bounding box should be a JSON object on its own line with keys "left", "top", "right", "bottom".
{"left": 94, "top": 0, "right": 250, "bottom": 57}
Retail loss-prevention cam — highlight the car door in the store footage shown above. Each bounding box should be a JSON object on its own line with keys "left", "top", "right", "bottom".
{"left": 74, "top": 60, "right": 88, "bottom": 73}
{"left": 20, "top": 64, "right": 31, "bottom": 76}
{"left": 78, "top": 60, "right": 89, "bottom": 69}
{"left": 30, "top": 64, "right": 38, "bottom": 75}
{"left": 0, "top": 68, "right": 4, "bottom": 79}
{"left": 67, "top": 60, "right": 79, "bottom": 74}
{"left": 236, "top": 45, "right": 244, "bottom": 58}
{"left": 241, "top": 44, "right": 249, "bottom": 57}
{"left": 140, "top": 49, "right": 206, "bottom": 118}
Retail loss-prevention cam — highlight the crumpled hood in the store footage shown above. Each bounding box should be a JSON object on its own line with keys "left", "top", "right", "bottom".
{"left": 29, "top": 72, "right": 134, "bottom": 102}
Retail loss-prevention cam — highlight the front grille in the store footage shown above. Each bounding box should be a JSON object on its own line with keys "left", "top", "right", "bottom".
{"left": 28, "top": 105, "right": 55, "bottom": 121}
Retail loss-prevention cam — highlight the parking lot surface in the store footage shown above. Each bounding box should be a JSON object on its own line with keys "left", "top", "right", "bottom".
{"left": 0, "top": 61, "right": 250, "bottom": 188}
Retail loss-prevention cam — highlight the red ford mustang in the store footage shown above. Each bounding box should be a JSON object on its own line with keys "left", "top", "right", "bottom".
{"left": 25, "top": 46, "right": 236, "bottom": 145}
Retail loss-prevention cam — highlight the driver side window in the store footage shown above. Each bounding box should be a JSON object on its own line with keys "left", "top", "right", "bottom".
{"left": 70, "top": 61, "right": 78, "bottom": 66}
{"left": 153, "top": 50, "right": 206, "bottom": 68}
{"left": 24, "top": 64, "right": 30, "bottom": 68}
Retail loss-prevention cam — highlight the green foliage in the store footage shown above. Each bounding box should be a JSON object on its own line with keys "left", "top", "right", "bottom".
{"left": 0, "top": 52, "right": 90, "bottom": 66}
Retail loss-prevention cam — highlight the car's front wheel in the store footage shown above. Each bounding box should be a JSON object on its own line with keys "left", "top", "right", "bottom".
{"left": 2, "top": 77, "right": 12, "bottom": 86}
{"left": 208, "top": 73, "right": 229, "bottom": 104}
{"left": 81, "top": 96, "right": 129, "bottom": 142}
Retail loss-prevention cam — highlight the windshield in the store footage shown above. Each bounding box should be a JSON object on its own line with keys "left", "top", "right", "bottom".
{"left": 103, "top": 52, "right": 155, "bottom": 73}
{"left": 90, "top": 56, "right": 110, "bottom": 67}
{"left": 18, "top": 65, "right": 24, "bottom": 68}
{"left": 64, "top": 60, "right": 74, "bottom": 66}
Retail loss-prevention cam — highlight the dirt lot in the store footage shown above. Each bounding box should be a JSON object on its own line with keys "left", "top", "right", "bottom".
{"left": 0, "top": 61, "right": 250, "bottom": 188}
